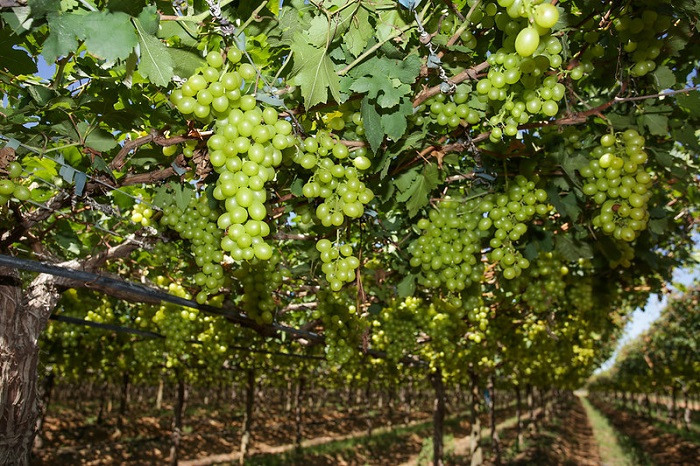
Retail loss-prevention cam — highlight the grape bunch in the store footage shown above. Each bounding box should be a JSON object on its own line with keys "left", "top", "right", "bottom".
{"left": 234, "top": 255, "right": 283, "bottom": 325}
{"left": 408, "top": 197, "right": 485, "bottom": 292}
{"left": 614, "top": 9, "right": 672, "bottom": 77}
{"left": 171, "top": 49, "right": 291, "bottom": 262}
{"left": 293, "top": 129, "right": 374, "bottom": 226}
{"left": 312, "top": 290, "right": 365, "bottom": 365}
{"left": 129, "top": 202, "right": 155, "bottom": 227}
{"left": 0, "top": 161, "right": 30, "bottom": 203}
{"left": 472, "top": 1, "right": 567, "bottom": 140}
{"left": 416, "top": 84, "right": 480, "bottom": 128}
{"left": 159, "top": 194, "right": 226, "bottom": 302}
{"left": 609, "top": 241, "right": 635, "bottom": 269}
{"left": 567, "top": 278, "right": 594, "bottom": 314}
{"left": 483, "top": 176, "right": 550, "bottom": 279}
{"left": 581, "top": 130, "right": 653, "bottom": 242}
{"left": 466, "top": 301, "right": 492, "bottom": 344}
{"left": 371, "top": 297, "right": 429, "bottom": 362}
{"left": 315, "top": 239, "right": 360, "bottom": 291}
{"left": 149, "top": 283, "right": 200, "bottom": 367}
{"left": 513, "top": 252, "right": 568, "bottom": 313}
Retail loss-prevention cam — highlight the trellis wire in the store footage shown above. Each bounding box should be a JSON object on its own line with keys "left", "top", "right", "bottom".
{"left": 0, "top": 253, "right": 324, "bottom": 344}
{"left": 414, "top": 10, "right": 456, "bottom": 94}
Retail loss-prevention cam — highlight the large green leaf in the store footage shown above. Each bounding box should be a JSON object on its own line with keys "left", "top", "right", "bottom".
{"left": 290, "top": 37, "right": 340, "bottom": 109}
{"left": 133, "top": 18, "right": 174, "bottom": 87}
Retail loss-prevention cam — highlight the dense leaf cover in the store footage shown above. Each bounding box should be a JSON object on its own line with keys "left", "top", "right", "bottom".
{"left": 0, "top": 0, "right": 698, "bottom": 392}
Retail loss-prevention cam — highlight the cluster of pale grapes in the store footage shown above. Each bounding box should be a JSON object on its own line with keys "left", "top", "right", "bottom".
{"left": 415, "top": 84, "right": 480, "bottom": 128}
{"left": 423, "top": 297, "right": 471, "bottom": 370}
{"left": 371, "top": 297, "right": 430, "bottom": 361}
{"left": 312, "top": 290, "right": 364, "bottom": 365}
{"left": 408, "top": 197, "right": 485, "bottom": 292}
{"left": 315, "top": 239, "right": 360, "bottom": 291}
{"left": 293, "top": 129, "right": 374, "bottom": 225}
{"left": 84, "top": 298, "right": 115, "bottom": 324}
{"left": 0, "top": 161, "right": 30, "bottom": 203}
{"left": 159, "top": 194, "right": 225, "bottom": 302}
{"left": 150, "top": 283, "right": 199, "bottom": 366}
{"left": 129, "top": 202, "right": 154, "bottom": 227}
{"left": 614, "top": 9, "right": 671, "bottom": 77}
{"left": 481, "top": 0, "right": 567, "bottom": 140}
{"left": 609, "top": 241, "right": 635, "bottom": 269}
{"left": 458, "top": 291, "right": 491, "bottom": 343}
{"left": 171, "top": 49, "right": 287, "bottom": 262}
{"left": 568, "top": 278, "right": 594, "bottom": 314}
{"left": 483, "top": 176, "right": 550, "bottom": 279}
{"left": 234, "top": 255, "right": 283, "bottom": 325}
{"left": 581, "top": 130, "right": 653, "bottom": 242}
{"left": 512, "top": 252, "right": 568, "bottom": 313}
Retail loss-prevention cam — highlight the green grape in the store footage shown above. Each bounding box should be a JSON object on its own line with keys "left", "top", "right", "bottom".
{"left": 515, "top": 27, "right": 539, "bottom": 57}
{"left": 8, "top": 162, "right": 22, "bottom": 179}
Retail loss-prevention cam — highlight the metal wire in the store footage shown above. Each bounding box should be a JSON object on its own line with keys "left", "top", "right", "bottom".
{"left": 414, "top": 10, "right": 456, "bottom": 94}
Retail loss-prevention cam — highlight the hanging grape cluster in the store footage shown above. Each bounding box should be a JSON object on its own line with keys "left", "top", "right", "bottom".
{"left": 234, "top": 255, "right": 284, "bottom": 325}
{"left": 171, "top": 49, "right": 291, "bottom": 262}
{"left": 371, "top": 297, "right": 430, "bottom": 361}
{"left": 484, "top": 176, "right": 550, "bottom": 279}
{"left": 129, "top": 202, "right": 154, "bottom": 227}
{"left": 615, "top": 9, "right": 672, "bottom": 77}
{"left": 159, "top": 194, "right": 225, "bottom": 302}
{"left": 312, "top": 290, "right": 365, "bottom": 365}
{"left": 408, "top": 197, "right": 485, "bottom": 291}
{"left": 315, "top": 239, "right": 360, "bottom": 291}
{"left": 294, "top": 130, "right": 374, "bottom": 225}
{"left": 581, "top": 130, "right": 653, "bottom": 242}
{"left": 511, "top": 252, "right": 568, "bottom": 313}
{"left": 417, "top": 1, "right": 571, "bottom": 140}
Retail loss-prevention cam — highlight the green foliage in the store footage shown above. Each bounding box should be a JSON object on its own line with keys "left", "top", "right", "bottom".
{"left": 0, "top": 0, "right": 698, "bottom": 408}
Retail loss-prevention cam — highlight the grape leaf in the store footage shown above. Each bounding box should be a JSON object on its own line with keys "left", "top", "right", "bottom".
{"left": 396, "top": 164, "right": 439, "bottom": 217}
{"left": 344, "top": 6, "right": 372, "bottom": 56}
{"left": 638, "top": 113, "right": 668, "bottom": 136}
{"left": 167, "top": 48, "right": 206, "bottom": 78}
{"left": 652, "top": 66, "right": 676, "bottom": 90}
{"left": 380, "top": 100, "right": 412, "bottom": 141}
{"left": 306, "top": 15, "right": 330, "bottom": 48}
{"left": 676, "top": 90, "right": 700, "bottom": 116}
{"left": 137, "top": 5, "right": 159, "bottom": 35}
{"left": 1, "top": 7, "right": 34, "bottom": 34}
{"left": 397, "top": 274, "right": 416, "bottom": 297}
{"left": 290, "top": 37, "right": 340, "bottom": 109}
{"left": 133, "top": 18, "right": 174, "bottom": 87}
{"left": 84, "top": 127, "right": 118, "bottom": 152}
{"left": 361, "top": 96, "right": 383, "bottom": 153}
{"left": 82, "top": 11, "right": 137, "bottom": 61}
{"left": 42, "top": 13, "right": 82, "bottom": 63}
{"left": 555, "top": 235, "right": 593, "bottom": 262}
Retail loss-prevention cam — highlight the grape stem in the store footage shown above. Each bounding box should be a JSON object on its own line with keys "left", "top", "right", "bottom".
{"left": 110, "top": 131, "right": 210, "bottom": 171}
{"left": 613, "top": 86, "right": 700, "bottom": 103}
{"left": 413, "top": 61, "right": 490, "bottom": 107}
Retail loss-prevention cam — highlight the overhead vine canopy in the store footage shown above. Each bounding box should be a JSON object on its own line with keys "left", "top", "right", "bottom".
{"left": 0, "top": 0, "right": 699, "bottom": 461}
